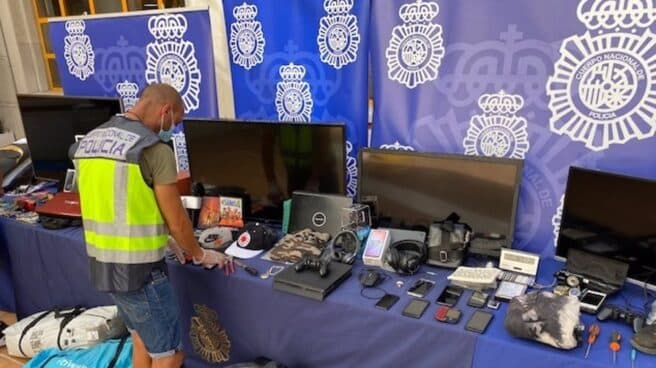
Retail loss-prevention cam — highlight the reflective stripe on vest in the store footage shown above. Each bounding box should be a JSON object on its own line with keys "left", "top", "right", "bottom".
{"left": 77, "top": 158, "right": 167, "bottom": 265}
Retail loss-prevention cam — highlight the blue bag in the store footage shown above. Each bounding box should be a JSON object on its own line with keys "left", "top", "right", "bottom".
{"left": 24, "top": 337, "right": 131, "bottom": 368}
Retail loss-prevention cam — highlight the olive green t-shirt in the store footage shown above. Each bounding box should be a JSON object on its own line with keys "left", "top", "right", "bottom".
{"left": 139, "top": 142, "right": 178, "bottom": 187}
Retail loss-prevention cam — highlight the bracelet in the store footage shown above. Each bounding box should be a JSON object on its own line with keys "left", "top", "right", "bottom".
{"left": 192, "top": 249, "right": 207, "bottom": 265}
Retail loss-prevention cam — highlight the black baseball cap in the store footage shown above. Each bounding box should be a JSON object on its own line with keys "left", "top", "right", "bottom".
{"left": 225, "top": 222, "right": 277, "bottom": 259}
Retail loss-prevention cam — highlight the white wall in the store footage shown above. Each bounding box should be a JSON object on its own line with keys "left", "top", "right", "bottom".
{"left": 0, "top": 0, "right": 51, "bottom": 139}
{"left": 0, "top": 22, "right": 22, "bottom": 138}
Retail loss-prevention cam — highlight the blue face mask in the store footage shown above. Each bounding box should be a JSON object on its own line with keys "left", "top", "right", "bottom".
{"left": 158, "top": 110, "right": 175, "bottom": 142}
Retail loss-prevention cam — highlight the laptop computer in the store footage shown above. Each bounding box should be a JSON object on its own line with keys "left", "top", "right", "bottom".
{"left": 273, "top": 261, "right": 352, "bottom": 301}
{"left": 35, "top": 192, "right": 81, "bottom": 219}
{"left": 289, "top": 191, "right": 353, "bottom": 236}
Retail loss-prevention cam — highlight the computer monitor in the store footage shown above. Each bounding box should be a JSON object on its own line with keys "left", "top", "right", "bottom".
{"left": 556, "top": 167, "right": 656, "bottom": 290}
{"left": 184, "top": 119, "right": 346, "bottom": 223}
{"left": 17, "top": 94, "right": 122, "bottom": 186}
{"left": 358, "top": 148, "right": 523, "bottom": 242}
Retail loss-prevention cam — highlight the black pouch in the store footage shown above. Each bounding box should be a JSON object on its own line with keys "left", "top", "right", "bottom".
{"left": 426, "top": 213, "right": 472, "bottom": 268}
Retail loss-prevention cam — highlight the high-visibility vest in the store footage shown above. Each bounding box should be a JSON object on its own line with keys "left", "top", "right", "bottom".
{"left": 70, "top": 116, "right": 168, "bottom": 292}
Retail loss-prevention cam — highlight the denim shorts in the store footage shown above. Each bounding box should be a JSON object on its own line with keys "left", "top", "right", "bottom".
{"left": 110, "top": 269, "right": 181, "bottom": 359}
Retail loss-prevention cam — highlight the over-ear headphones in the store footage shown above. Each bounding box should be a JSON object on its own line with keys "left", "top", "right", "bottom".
{"left": 385, "top": 240, "right": 427, "bottom": 275}
{"left": 326, "top": 229, "right": 361, "bottom": 264}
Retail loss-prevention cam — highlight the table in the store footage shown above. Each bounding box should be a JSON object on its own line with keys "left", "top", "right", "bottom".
{"left": 0, "top": 226, "right": 15, "bottom": 311}
{"left": 0, "top": 217, "right": 651, "bottom": 367}
{"left": 0, "top": 217, "right": 110, "bottom": 318}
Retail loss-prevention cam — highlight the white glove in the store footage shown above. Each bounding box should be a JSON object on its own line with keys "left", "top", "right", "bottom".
{"left": 166, "top": 238, "right": 186, "bottom": 264}
{"left": 193, "top": 249, "right": 234, "bottom": 274}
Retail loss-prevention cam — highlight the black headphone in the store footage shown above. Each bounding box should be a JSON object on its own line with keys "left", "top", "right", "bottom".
{"left": 326, "top": 229, "right": 361, "bottom": 264}
{"left": 385, "top": 240, "right": 427, "bottom": 275}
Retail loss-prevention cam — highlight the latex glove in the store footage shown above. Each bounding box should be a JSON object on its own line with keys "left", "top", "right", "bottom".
{"left": 193, "top": 249, "right": 235, "bottom": 275}
{"left": 166, "top": 238, "right": 186, "bottom": 264}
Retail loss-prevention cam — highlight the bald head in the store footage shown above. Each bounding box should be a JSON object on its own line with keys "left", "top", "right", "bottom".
{"left": 140, "top": 83, "right": 184, "bottom": 112}
{"left": 127, "top": 83, "right": 185, "bottom": 132}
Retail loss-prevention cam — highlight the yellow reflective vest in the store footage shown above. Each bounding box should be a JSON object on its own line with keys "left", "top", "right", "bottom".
{"left": 70, "top": 116, "right": 168, "bottom": 292}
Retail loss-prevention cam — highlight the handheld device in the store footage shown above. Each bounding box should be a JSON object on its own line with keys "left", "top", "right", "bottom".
{"left": 435, "top": 306, "right": 462, "bottom": 324}
{"left": 407, "top": 279, "right": 436, "bottom": 298}
{"left": 402, "top": 298, "right": 430, "bottom": 319}
{"left": 487, "top": 299, "right": 500, "bottom": 310}
{"left": 436, "top": 285, "right": 464, "bottom": 307}
{"left": 375, "top": 294, "right": 399, "bottom": 311}
{"left": 363, "top": 229, "right": 391, "bottom": 267}
{"left": 499, "top": 248, "right": 540, "bottom": 276}
{"left": 494, "top": 280, "right": 527, "bottom": 302}
{"left": 579, "top": 289, "right": 607, "bottom": 314}
{"left": 467, "top": 291, "right": 489, "bottom": 308}
{"left": 465, "top": 310, "right": 494, "bottom": 334}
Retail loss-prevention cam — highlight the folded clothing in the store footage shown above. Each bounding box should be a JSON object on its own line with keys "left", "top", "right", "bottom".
{"left": 267, "top": 228, "right": 330, "bottom": 264}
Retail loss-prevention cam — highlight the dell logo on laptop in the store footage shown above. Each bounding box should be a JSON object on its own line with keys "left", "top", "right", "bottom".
{"left": 312, "top": 212, "right": 327, "bottom": 227}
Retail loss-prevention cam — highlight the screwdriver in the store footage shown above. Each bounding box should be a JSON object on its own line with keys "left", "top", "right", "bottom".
{"left": 585, "top": 324, "right": 600, "bottom": 359}
{"left": 610, "top": 330, "right": 621, "bottom": 364}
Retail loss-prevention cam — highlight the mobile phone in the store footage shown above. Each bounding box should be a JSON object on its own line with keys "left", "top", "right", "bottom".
{"left": 402, "top": 298, "right": 430, "bottom": 319}
{"left": 465, "top": 310, "right": 494, "bottom": 334}
{"left": 487, "top": 299, "right": 500, "bottom": 310}
{"left": 436, "top": 285, "right": 464, "bottom": 307}
{"left": 435, "top": 306, "right": 462, "bottom": 324}
{"left": 375, "top": 294, "right": 400, "bottom": 311}
{"left": 467, "top": 291, "right": 489, "bottom": 308}
{"left": 407, "top": 279, "right": 436, "bottom": 298}
{"left": 579, "top": 289, "right": 606, "bottom": 314}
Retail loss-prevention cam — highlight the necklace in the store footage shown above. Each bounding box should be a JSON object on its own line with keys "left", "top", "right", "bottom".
{"left": 124, "top": 110, "right": 143, "bottom": 122}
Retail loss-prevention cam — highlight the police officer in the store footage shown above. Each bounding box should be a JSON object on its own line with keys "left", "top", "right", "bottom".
{"left": 71, "top": 84, "right": 232, "bottom": 368}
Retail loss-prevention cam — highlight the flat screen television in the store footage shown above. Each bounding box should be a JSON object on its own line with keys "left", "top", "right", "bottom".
{"left": 17, "top": 94, "right": 122, "bottom": 186}
{"left": 556, "top": 167, "right": 656, "bottom": 289}
{"left": 184, "top": 119, "right": 346, "bottom": 223}
{"left": 358, "top": 148, "right": 523, "bottom": 243}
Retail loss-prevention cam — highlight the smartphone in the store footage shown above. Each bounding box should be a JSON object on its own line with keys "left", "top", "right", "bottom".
{"left": 467, "top": 291, "right": 489, "bottom": 308}
{"left": 402, "top": 298, "right": 430, "bottom": 319}
{"left": 465, "top": 310, "right": 494, "bottom": 334}
{"left": 487, "top": 299, "right": 500, "bottom": 310}
{"left": 436, "top": 285, "right": 464, "bottom": 307}
{"left": 375, "top": 294, "right": 400, "bottom": 311}
{"left": 407, "top": 279, "right": 436, "bottom": 298}
{"left": 579, "top": 289, "right": 607, "bottom": 314}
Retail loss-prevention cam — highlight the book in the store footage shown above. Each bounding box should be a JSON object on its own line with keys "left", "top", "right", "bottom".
{"left": 219, "top": 196, "right": 244, "bottom": 228}
{"left": 198, "top": 196, "right": 220, "bottom": 229}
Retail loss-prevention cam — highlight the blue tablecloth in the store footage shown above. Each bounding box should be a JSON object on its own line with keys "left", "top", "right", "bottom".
{"left": 0, "top": 217, "right": 110, "bottom": 318}
{"left": 0, "top": 216, "right": 652, "bottom": 367}
{"left": 0, "top": 223, "right": 15, "bottom": 311}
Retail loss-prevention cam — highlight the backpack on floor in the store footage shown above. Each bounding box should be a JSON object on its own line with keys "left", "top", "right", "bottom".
{"left": 24, "top": 337, "right": 131, "bottom": 368}
{"left": 2, "top": 305, "right": 127, "bottom": 358}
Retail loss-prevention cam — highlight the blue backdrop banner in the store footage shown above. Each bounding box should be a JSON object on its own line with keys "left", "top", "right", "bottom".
{"left": 222, "top": 0, "right": 371, "bottom": 197}
{"left": 48, "top": 8, "right": 218, "bottom": 119}
{"left": 370, "top": 0, "right": 656, "bottom": 256}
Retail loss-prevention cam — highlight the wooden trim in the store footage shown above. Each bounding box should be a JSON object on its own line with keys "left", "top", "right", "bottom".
{"left": 121, "top": 0, "right": 128, "bottom": 11}
{"left": 88, "top": 0, "right": 96, "bottom": 14}
{"left": 37, "top": 18, "right": 48, "bottom": 24}
{"left": 31, "top": 0, "right": 56, "bottom": 90}
{"left": 52, "top": 87, "right": 63, "bottom": 93}
{"left": 58, "top": 0, "right": 67, "bottom": 15}
{"left": 46, "top": 53, "right": 56, "bottom": 58}
{"left": 48, "top": 6, "right": 206, "bottom": 21}
{"left": 157, "top": 0, "right": 164, "bottom": 9}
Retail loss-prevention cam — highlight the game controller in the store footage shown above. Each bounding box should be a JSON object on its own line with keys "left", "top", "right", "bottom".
{"left": 597, "top": 305, "right": 646, "bottom": 333}
{"left": 294, "top": 256, "right": 329, "bottom": 278}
